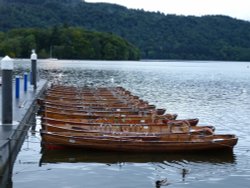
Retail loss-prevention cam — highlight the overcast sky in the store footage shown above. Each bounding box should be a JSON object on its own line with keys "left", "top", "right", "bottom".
{"left": 86, "top": 0, "right": 250, "bottom": 21}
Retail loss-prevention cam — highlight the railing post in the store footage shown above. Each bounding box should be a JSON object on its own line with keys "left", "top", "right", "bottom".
{"left": 1, "top": 56, "right": 13, "bottom": 124}
{"left": 30, "top": 49, "right": 37, "bottom": 90}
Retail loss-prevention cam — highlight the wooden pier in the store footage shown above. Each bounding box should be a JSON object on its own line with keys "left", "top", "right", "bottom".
{"left": 0, "top": 78, "right": 47, "bottom": 188}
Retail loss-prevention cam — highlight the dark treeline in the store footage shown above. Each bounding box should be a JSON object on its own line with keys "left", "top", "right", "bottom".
{"left": 1, "top": 0, "right": 250, "bottom": 60}
{"left": 0, "top": 27, "right": 140, "bottom": 60}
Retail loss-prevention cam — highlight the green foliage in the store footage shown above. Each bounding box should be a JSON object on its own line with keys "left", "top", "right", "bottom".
{"left": 0, "top": 27, "right": 140, "bottom": 60}
{"left": 1, "top": 0, "right": 250, "bottom": 60}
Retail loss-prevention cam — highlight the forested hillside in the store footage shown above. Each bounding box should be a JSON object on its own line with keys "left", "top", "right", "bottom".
{"left": 0, "top": 27, "right": 140, "bottom": 60}
{"left": 1, "top": 0, "right": 250, "bottom": 60}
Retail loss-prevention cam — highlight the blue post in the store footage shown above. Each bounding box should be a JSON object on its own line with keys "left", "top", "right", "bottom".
{"left": 15, "top": 76, "right": 20, "bottom": 99}
{"left": 24, "top": 73, "right": 28, "bottom": 92}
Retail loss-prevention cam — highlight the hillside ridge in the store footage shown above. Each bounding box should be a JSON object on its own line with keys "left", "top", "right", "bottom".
{"left": 1, "top": 0, "right": 250, "bottom": 60}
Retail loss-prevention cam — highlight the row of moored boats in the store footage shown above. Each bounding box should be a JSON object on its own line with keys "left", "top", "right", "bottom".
{"left": 39, "top": 85, "right": 238, "bottom": 153}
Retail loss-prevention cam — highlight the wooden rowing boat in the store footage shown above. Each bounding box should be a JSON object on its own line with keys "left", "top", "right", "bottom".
{"left": 38, "top": 105, "right": 166, "bottom": 116}
{"left": 43, "top": 92, "right": 132, "bottom": 99}
{"left": 38, "top": 101, "right": 162, "bottom": 116}
{"left": 39, "top": 98, "right": 128, "bottom": 105}
{"left": 45, "top": 89, "right": 140, "bottom": 100}
{"left": 41, "top": 117, "right": 208, "bottom": 133}
{"left": 42, "top": 106, "right": 139, "bottom": 115}
{"left": 42, "top": 110, "right": 178, "bottom": 122}
{"left": 41, "top": 116, "right": 183, "bottom": 126}
{"left": 47, "top": 85, "right": 127, "bottom": 92}
{"left": 40, "top": 105, "right": 166, "bottom": 116}
{"left": 40, "top": 89, "right": 151, "bottom": 105}
{"left": 42, "top": 122, "right": 215, "bottom": 135}
{"left": 47, "top": 85, "right": 124, "bottom": 92}
{"left": 37, "top": 99, "right": 155, "bottom": 109}
{"left": 42, "top": 115, "right": 199, "bottom": 126}
{"left": 44, "top": 96, "right": 131, "bottom": 103}
{"left": 41, "top": 131, "right": 238, "bottom": 152}
{"left": 44, "top": 89, "right": 138, "bottom": 96}
{"left": 44, "top": 90, "right": 139, "bottom": 98}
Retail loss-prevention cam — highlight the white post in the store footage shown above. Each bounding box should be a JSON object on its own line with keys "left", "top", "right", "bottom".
{"left": 1, "top": 56, "right": 13, "bottom": 124}
{"left": 30, "top": 49, "right": 37, "bottom": 89}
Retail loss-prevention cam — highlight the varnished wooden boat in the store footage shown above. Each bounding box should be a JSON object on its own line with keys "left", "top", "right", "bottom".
{"left": 45, "top": 86, "right": 139, "bottom": 105}
{"left": 44, "top": 96, "right": 132, "bottom": 103}
{"left": 45, "top": 91, "right": 117, "bottom": 96}
{"left": 42, "top": 111, "right": 182, "bottom": 125}
{"left": 41, "top": 116, "right": 179, "bottom": 126}
{"left": 41, "top": 117, "right": 203, "bottom": 132}
{"left": 41, "top": 110, "right": 196, "bottom": 125}
{"left": 41, "top": 89, "right": 151, "bottom": 106}
{"left": 44, "top": 90, "right": 139, "bottom": 99}
{"left": 48, "top": 85, "right": 123, "bottom": 90}
{"left": 38, "top": 99, "right": 154, "bottom": 108}
{"left": 45, "top": 87, "right": 129, "bottom": 97}
{"left": 48, "top": 85, "right": 126, "bottom": 91}
{"left": 44, "top": 91, "right": 120, "bottom": 98}
{"left": 40, "top": 98, "right": 127, "bottom": 105}
{"left": 40, "top": 105, "right": 166, "bottom": 116}
{"left": 38, "top": 101, "right": 161, "bottom": 116}
{"left": 42, "top": 123, "right": 215, "bottom": 135}
{"left": 37, "top": 99, "right": 155, "bottom": 109}
{"left": 43, "top": 92, "right": 133, "bottom": 99}
{"left": 42, "top": 117, "right": 172, "bottom": 124}
{"left": 45, "top": 87, "right": 138, "bottom": 98}
{"left": 41, "top": 130, "right": 164, "bottom": 139}
{"left": 42, "top": 106, "right": 140, "bottom": 115}
{"left": 47, "top": 85, "right": 123, "bottom": 92}
{"left": 42, "top": 110, "right": 175, "bottom": 119}
{"left": 41, "top": 131, "right": 238, "bottom": 152}
{"left": 39, "top": 104, "right": 166, "bottom": 116}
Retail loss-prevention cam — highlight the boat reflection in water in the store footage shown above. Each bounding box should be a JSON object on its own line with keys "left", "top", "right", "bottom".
{"left": 40, "top": 148, "right": 236, "bottom": 166}
{"left": 39, "top": 148, "right": 237, "bottom": 187}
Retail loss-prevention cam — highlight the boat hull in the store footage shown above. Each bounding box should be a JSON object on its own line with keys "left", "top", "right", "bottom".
{"left": 41, "top": 132, "right": 238, "bottom": 153}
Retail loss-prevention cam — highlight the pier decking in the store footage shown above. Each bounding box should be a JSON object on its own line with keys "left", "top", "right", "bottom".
{"left": 0, "top": 79, "right": 47, "bottom": 187}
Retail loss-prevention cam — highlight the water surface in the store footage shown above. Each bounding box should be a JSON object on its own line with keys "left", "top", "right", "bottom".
{"left": 12, "top": 60, "right": 250, "bottom": 188}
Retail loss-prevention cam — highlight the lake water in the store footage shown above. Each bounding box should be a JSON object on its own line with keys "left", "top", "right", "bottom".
{"left": 11, "top": 60, "right": 250, "bottom": 188}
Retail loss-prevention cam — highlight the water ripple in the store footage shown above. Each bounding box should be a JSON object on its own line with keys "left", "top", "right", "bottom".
{"left": 11, "top": 60, "right": 250, "bottom": 188}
